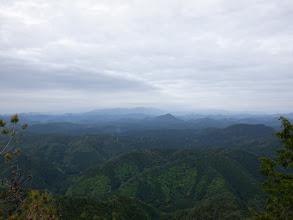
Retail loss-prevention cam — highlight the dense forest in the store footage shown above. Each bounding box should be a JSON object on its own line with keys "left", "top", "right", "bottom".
{"left": 0, "top": 112, "right": 292, "bottom": 219}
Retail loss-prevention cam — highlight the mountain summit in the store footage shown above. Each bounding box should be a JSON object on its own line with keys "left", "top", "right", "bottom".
{"left": 154, "top": 113, "right": 182, "bottom": 122}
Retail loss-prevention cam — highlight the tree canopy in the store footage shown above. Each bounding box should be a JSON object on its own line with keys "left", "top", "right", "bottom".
{"left": 252, "top": 116, "right": 293, "bottom": 219}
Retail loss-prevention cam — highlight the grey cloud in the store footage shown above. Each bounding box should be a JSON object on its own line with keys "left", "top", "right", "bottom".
{"left": 0, "top": 57, "right": 155, "bottom": 92}
{"left": 0, "top": 0, "right": 293, "bottom": 113}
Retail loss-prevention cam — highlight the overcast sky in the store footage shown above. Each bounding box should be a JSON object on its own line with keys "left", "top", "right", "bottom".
{"left": 0, "top": 0, "right": 293, "bottom": 114}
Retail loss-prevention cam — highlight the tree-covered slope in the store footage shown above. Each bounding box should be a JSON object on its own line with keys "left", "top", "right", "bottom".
{"left": 20, "top": 133, "right": 169, "bottom": 175}
{"left": 66, "top": 149, "right": 169, "bottom": 198}
{"left": 66, "top": 148, "right": 266, "bottom": 218}
{"left": 0, "top": 153, "right": 66, "bottom": 192}
{"left": 17, "top": 123, "right": 275, "bottom": 176}
{"left": 55, "top": 195, "right": 162, "bottom": 220}
{"left": 0, "top": 122, "right": 282, "bottom": 219}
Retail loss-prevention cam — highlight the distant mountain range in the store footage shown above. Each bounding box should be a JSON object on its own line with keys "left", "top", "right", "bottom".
{"left": 2, "top": 107, "right": 292, "bottom": 124}
{"left": 22, "top": 113, "right": 285, "bottom": 136}
{"left": 1, "top": 107, "right": 292, "bottom": 136}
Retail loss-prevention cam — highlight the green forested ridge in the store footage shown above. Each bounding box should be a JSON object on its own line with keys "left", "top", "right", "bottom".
{"left": 67, "top": 148, "right": 265, "bottom": 214}
{"left": 0, "top": 122, "right": 281, "bottom": 219}
{"left": 18, "top": 133, "right": 169, "bottom": 175}
{"left": 8, "top": 123, "right": 276, "bottom": 176}
{"left": 66, "top": 150, "right": 168, "bottom": 198}
{"left": 55, "top": 195, "right": 162, "bottom": 220}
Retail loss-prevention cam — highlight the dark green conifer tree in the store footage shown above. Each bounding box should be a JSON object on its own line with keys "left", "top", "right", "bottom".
{"left": 252, "top": 116, "right": 293, "bottom": 219}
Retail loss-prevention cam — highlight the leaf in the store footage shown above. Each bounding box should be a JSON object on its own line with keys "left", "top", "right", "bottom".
{"left": 0, "top": 119, "right": 6, "bottom": 127}
{"left": 1, "top": 128, "right": 9, "bottom": 135}
{"left": 22, "top": 123, "right": 28, "bottom": 130}
{"left": 10, "top": 114, "right": 19, "bottom": 123}
{"left": 5, "top": 153, "right": 12, "bottom": 161}
{"left": 13, "top": 148, "right": 21, "bottom": 155}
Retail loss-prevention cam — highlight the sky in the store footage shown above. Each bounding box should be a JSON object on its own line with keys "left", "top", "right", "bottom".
{"left": 0, "top": 0, "right": 293, "bottom": 114}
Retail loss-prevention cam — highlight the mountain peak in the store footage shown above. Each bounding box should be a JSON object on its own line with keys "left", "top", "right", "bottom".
{"left": 155, "top": 113, "right": 180, "bottom": 121}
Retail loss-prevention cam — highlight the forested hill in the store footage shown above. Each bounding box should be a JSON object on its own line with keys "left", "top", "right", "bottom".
{"left": 66, "top": 147, "right": 265, "bottom": 218}
{"left": 12, "top": 123, "right": 276, "bottom": 176}
{"left": 0, "top": 122, "right": 281, "bottom": 219}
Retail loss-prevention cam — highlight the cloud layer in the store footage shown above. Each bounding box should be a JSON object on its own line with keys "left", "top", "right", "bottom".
{"left": 1, "top": 0, "right": 293, "bottom": 113}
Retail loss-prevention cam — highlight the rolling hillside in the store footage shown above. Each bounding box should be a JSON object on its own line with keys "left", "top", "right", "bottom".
{"left": 66, "top": 148, "right": 266, "bottom": 218}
